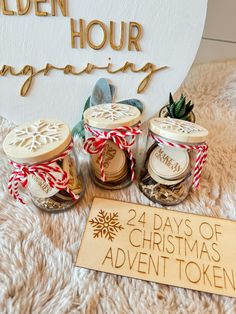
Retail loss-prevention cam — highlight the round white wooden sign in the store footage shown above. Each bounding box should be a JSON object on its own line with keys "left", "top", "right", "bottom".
{"left": 0, "top": 0, "right": 207, "bottom": 128}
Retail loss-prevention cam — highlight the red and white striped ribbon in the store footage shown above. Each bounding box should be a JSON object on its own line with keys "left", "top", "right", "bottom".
{"left": 151, "top": 133, "right": 208, "bottom": 189}
{"left": 8, "top": 141, "right": 80, "bottom": 204}
{"left": 84, "top": 123, "right": 141, "bottom": 182}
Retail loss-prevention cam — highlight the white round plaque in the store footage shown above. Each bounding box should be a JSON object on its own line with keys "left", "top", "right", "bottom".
{"left": 0, "top": 1, "right": 207, "bottom": 127}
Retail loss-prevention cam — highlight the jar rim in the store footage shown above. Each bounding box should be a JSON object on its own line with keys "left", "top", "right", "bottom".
{"left": 149, "top": 117, "right": 208, "bottom": 144}
{"left": 8, "top": 141, "right": 74, "bottom": 166}
{"left": 149, "top": 130, "right": 207, "bottom": 146}
{"left": 86, "top": 121, "right": 141, "bottom": 132}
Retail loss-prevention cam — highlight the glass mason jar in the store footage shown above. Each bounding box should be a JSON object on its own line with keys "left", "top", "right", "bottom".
{"left": 3, "top": 119, "right": 84, "bottom": 213}
{"left": 83, "top": 103, "right": 141, "bottom": 190}
{"left": 139, "top": 118, "right": 208, "bottom": 206}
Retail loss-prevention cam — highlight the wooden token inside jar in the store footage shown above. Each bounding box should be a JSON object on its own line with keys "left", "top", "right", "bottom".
{"left": 91, "top": 140, "right": 128, "bottom": 182}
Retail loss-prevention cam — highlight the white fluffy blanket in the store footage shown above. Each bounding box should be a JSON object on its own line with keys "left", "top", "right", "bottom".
{"left": 0, "top": 60, "right": 236, "bottom": 314}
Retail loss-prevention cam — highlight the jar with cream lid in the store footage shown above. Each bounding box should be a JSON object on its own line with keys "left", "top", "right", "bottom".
{"left": 3, "top": 119, "right": 84, "bottom": 212}
{"left": 139, "top": 118, "right": 208, "bottom": 205}
{"left": 83, "top": 103, "right": 141, "bottom": 189}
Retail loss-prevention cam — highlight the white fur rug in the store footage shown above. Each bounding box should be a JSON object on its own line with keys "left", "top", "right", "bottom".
{"left": 0, "top": 60, "right": 236, "bottom": 314}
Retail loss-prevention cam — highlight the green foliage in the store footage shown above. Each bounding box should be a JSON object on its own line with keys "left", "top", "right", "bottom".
{"left": 167, "top": 93, "right": 194, "bottom": 121}
{"left": 90, "top": 79, "right": 114, "bottom": 107}
{"left": 118, "top": 99, "right": 143, "bottom": 113}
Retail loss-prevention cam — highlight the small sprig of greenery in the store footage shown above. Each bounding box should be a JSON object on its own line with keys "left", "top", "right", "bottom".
{"left": 167, "top": 93, "right": 194, "bottom": 121}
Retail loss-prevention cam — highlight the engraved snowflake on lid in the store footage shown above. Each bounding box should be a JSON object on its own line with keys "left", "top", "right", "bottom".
{"left": 160, "top": 118, "right": 202, "bottom": 134}
{"left": 10, "top": 120, "right": 63, "bottom": 152}
{"left": 90, "top": 103, "right": 135, "bottom": 121}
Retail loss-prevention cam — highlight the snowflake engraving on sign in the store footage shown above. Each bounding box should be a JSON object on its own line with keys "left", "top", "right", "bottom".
{"left": 10, "top": 120, "right": 63, "bottom": 152}
{"left": 159, "top": 118, "right": 202, "bottom": 134}
{"left": 89, "top": 210, "right": 124, "bottom": 241}
{"left": 90, "top": 103, "right": 134, "bottom": 121}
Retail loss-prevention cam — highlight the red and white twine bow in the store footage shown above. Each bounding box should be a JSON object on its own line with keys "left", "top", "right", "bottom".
{"left": 8, "top": 141, "right": 79, "bottom": 204}
{"left": 84, "top": 123, "right": 141, "bottom": 182}
{"left": 151, "top": 133, "right": 208, "bottom": 189}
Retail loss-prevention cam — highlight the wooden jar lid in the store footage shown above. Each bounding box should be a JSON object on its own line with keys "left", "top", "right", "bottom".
{"left": 3, "top": 119, "right": 72, "bottom": 164}
{"left": 83, "top": 103, "right": 141, "bottom": 129}
{"left": 150, "top": 118, "right": 208, "bottom": 144}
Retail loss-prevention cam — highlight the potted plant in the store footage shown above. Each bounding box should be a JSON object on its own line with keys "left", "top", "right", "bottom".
{"left": 159, "top": 93, "right": 195, "bottom": 123}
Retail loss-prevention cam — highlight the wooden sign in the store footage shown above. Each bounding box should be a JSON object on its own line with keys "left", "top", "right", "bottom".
{"left": 76, "top": 198, "right": 236, "bottom": 298}
{"left": 0, "top": 1, "right": 207, "bottom": 127}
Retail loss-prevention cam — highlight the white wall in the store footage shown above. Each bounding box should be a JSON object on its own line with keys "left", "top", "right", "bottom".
{"left": 196, "top": 0, "right": 236, "bottom": 63}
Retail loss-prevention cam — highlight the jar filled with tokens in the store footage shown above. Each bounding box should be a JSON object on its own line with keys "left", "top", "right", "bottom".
{"left": 83, "top": 103, "right": 142, "bottom": 189}
{"left": 3, "top": 119, "right": 84, "bottom": 212}
{"left": 139, "top": 118, "right": 208, "bottom": 205}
